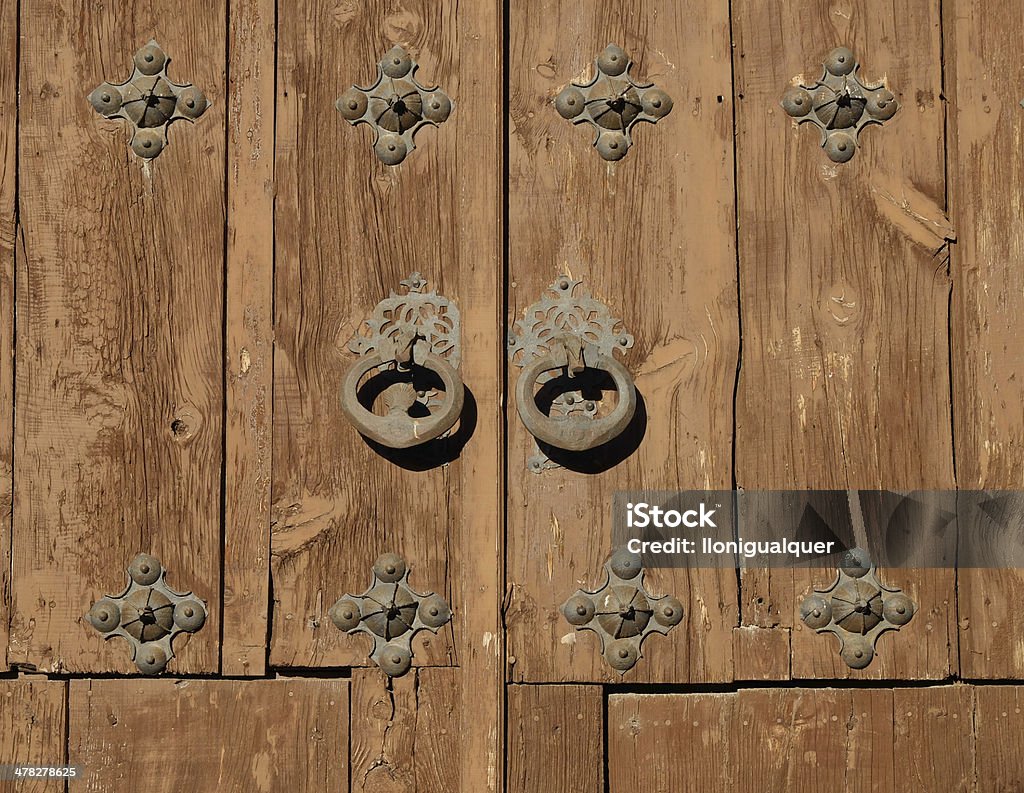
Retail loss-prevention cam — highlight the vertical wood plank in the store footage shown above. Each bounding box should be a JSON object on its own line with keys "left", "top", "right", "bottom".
{"left": 975, "top": 686, "right": 1024, "bottom": 790}
{"left": 0, "top": 0, "right": 15, "bottom": 671}
{"left": 70, "top": 678, "right": 348, "bottom": 792}
{"left": 732, "top": 0, "right": 955, "bottom": 680}
{"left": 893, "top": 686, "right": 974, "bottom": 792}
{"left": 223, "top": 0, "right": 276, "bottom": 677}
{"left": 506, "top": 0, "right": 738, "bottom": 684}
{"left": 734, "top": 689, "right": 847, "bottom": 792}
{"left": 0, "top": 679, "right": 67, "bottom": 793}
{"left": 274, "top": 1, "right": 503, "bottom": 787}
{"left": 947, "top": 0, "right": 1024, "bottom": 679}
{"left": 415, "top": 668, "right": 460, "bottom": 793}
{"left": 732, "top": 626, "right": 791, "bottom": 681}
{"left": 273, "top": 0, "right": 464, "bottom": 669}
{"left": 608, "top": 693, "right": 733, "bottom": 793}
{"left": 349, "top": 667, "right": 461, "bottom": 793}
{"left": 12, "top": 2, "right": 225, "bottom": 672}
{"left": 507, "top": 684, "right": 603, "bottom": 793}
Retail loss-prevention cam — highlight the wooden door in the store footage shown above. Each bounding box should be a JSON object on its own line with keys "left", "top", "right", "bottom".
{"left": 4, "top": 0, "right": 1024, "bottom": 791}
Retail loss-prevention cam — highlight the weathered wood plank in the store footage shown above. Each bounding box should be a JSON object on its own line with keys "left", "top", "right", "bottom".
{"left": 947, "top": 0, "right": 1024, "bottom": 679}
{"left": 0, "top": 0, "right": 15, "bottom": 672}
{"left": 0, "top": 680, "right": 67, "bottom": 793}
{"left": 12, "top": 2, "right": 225, "bottom": 673}
{"left": 893, "top": 686, "right": 974, "bottom": 791}
{"left": 507, "top": 684, "right": 602, "bottom": 793}
{"left": 223, "top": 0, "right": 275, "bottom": 677}
{"left": 506, "top": 0, "right": 738, "bottom": 684}
{"left": 609, "top": 692, "right": 733, "bottom": 793}
{"left": 732, "top": 0, "right": 955, "bottom": 680}
{"left": 272, "top": 0, "right": 468, "bottom": 669}
{"left": 70, "top": 678, "right": 348, "bottom": 792}
{"left": 732, "top": 626, "right": 790, "bottom": 681}
{"left": 975, "top": 686, "right": 1024, "bottom": 790}
{"left": 350, "top": 667, "right": 460, "bottom": 793}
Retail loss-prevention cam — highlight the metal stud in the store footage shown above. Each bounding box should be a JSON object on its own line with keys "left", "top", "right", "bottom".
{"left": 336, "top": 46, "right": 454, "bottom": 165}
{"left": 800, "top": 548, "right": 915, "bottom": 669}
{"left": 86, "top": 553, "right": 207, "bottom": 674}
{"left": 561, "top": 548, "right": 683, "bottom": 673}
{"left": 88, "top": 40, "right": 209, "bottom": 160}
{"left": 781, "top": 47, "right": 897, "bottom": 163}
{"left": 329, "top": 553, "right": 451, "bottom": 677}
{"left": 555, "top": 44, "right": 673, "bottom": 161}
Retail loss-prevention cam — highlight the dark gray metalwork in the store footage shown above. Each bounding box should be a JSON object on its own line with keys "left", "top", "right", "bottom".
{"left": 88, "top": 40, "right": 209, "bottom": 160}
{"left": 336, "top": 45, "right": 453, "bottom": 165}
{"left": 86, "top": 553, "right": 207, "bottom": 674}
{"left": 781, "top": 46, "right": 898, "bottom": 163}
{"left": 555, "top": 44, "right": 673, "bottom": 161}
{"left": 329, "top": 553, "right": 451, "bottom": 678}
{"left": 800, "top": 548, "right": 915, "bottom": 669}
{"left": 561, "top": 548, "right": 683, "bottom": 673}
{"left": 509, "top": 276, "right": 636, "bottom": 465}
{"left": 341, "top": 273, "right": 463, "bottom": 449}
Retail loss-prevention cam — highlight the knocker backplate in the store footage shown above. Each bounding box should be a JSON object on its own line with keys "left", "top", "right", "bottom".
{"left": 348, "top": 272, "right": 460, "bottom": 367}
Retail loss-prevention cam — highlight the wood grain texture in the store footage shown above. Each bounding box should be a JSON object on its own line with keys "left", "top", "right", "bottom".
{"left": 0, "top": 680, "right": 67, "bottom": 793}
{"left": 273, "top": 0, "right": 466, "bottom": 669}
{"left": 506, "top": 0, "right": 738, "bottom": 684}
{"left": 0, "top": 0, "right": 15, "bottom": 672}
{"left": 11, "top": 1, "right": 225, "bottom": 673}
{"left": 975, "top": 686, "right": 1024, "bottom": 790}
{"left": 947, "top": 0, "right": 1024, "bottom": 679}
{"left": 610, "top": 687, "right": 984, "bottom": 792}
{"left": 507, "top": 684, "right": 602, "bottom": 793}
{"left": 609, "top": 692, "right": 733, "bottom": 793}
{"left": 223, "top": 0, "right": 276, "bottom": 677}
{"left": 70, "top": 678, "right": 348, "bottom": 792}
{"left": 350, "top": 667, "right": 459, "bottom": 793}
{"left": 732, "top": 626, "right": 790, "bottom": 681}
{"left": 893, "top": 686, "right": 974, "bottom": 791}
{"left": 732, "top": 0, "right": 956, "bottom": 680}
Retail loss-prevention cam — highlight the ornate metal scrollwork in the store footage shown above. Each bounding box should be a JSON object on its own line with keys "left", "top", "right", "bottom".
{"left": 509, "top": 276, "right": 636, "bottom": 468}
{"left": 340, "top": 273, "right": 463, "bottom": 449}
{"left": 781, "top": 46, "right": 898, "bottom": 163}
{"left": 329, "top": 553, "right": 452, "bottom": 678}
{"left": 86, "top": 553, "right": 207, "bottom": 674}
{"left": 336, "top": 45, "right": 453, "bottom": 165}
{"left": 88, "top": 40, "right": 209, "bottom": 160}
{"left": 561, "top": 548, "right": 683, "bottom": 673}
{"left": 555, "top": 43, "right": 673, "bottom": 161}
{"left": 800, "top": 548, "right": 915, "bottom": 669}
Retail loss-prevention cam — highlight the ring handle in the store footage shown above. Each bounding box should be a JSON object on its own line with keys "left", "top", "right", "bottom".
{"left": 515, "top": 351, "right": 636, "bottom": 451}
{"left": 340, "top": 353, "right": 464, "bottom": 449}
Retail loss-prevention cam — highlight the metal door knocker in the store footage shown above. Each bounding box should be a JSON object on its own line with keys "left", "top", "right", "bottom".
{"left": 336, "top": 45, "right": 453, "bottom": 165}
{"left": 781, "top": 47, "right": 897, "bottom": 163}
{"left": 800, "top": 548, "right": 915, "bottom": 669}
{"left": 341, "top": 273, "right": 463, "bottom": 449}
{"left": 561, "top": 548, "right": 683, "bottom": 673}
{"left": 329, "top": 553, "right": 452, "bottom": 678}
{"left": 555, "top": 44, "right": 673, "bottom": 161}
{"left": 86, "top": 553, "right": 207, "bottom": 674}
{"left": 88, "top": 40, "right": 209, "bottom": 160}
{"left": 509, "top": 276, "right": 636, "bottom": 467}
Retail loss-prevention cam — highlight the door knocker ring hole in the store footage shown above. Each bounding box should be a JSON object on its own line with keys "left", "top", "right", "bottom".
{"left": 516, "top": 353, "right": 636, "bottom": 453}
{"left": 354, "top": 363, "right": 447, "bottom": 421}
